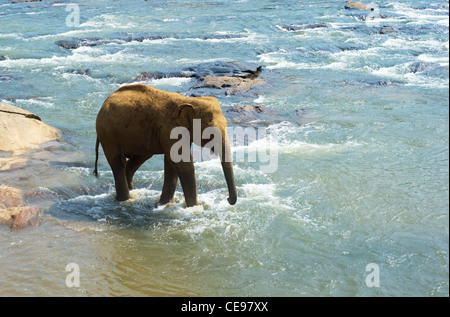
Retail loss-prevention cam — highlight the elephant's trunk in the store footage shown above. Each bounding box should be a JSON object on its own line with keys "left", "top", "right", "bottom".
{"left": 221, "top": 138, "right": 237, "bottom": 205}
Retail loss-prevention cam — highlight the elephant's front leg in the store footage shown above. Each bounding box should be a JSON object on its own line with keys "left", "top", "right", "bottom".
{"left": 175, "top": 161, "right": 198, "bottom": 207}
{"left": 159, "top": 155, "right": 178, "bottom": 205}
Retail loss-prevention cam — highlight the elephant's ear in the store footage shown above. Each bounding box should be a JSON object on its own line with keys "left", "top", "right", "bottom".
{"left": 175, "top": 104, "right": 194, "bottom": 128}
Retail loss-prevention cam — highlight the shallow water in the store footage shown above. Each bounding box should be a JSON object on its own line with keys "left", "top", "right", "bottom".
{"left": 0, "top": 0, "right": 448, "bottom": 296}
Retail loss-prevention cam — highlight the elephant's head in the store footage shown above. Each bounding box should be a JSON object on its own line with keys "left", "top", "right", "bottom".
{"left": 174, "top": 97, "right": 237, "bottom": 205}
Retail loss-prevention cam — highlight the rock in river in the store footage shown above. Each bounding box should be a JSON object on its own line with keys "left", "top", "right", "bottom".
{"left": 0, "top": 185, "right": 40, "bottom": 230}
{"left": 344, "top": 1, "right": 374, "bottom": 11}
{"left": 0, "top": 102, "right": 61, "bottom": 153}
{"left": 122, "top": 61, "right": 266, "bottom": 96}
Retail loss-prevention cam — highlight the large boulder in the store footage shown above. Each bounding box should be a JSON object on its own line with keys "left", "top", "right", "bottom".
{"left": 0, "top": 102, "right": 61, "bottom": 153}
{"left": 122, "top": 61, "right": 266, "bottom": 96}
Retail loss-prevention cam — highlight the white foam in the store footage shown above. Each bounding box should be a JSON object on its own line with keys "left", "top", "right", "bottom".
{"left": 148, "top": 77, "right": 193, "bottom": 87}
{"left": 27, "top": 29, "right": 106, "bottom": 41}
{"left": 382, "top": 38, "right": 447, "bottom": 51}
{"left": 79, "top": 14, "right": 137, "bottom": 29}
{"left": 372, "top": 63, "right": 449, "bottom": 88}
{"left": 242, "top": 183, "right": 277, "bottom": 197}
{"left": 15, "top": 98, "right": 55, "bottom": 109}
{"left": 322, "top": 62, "right": 348, "bottom": 70}
{"left": 260, "top": 48, "right": 381, "bottom": 70}
{"left": 259, "top": 51, "right": 311, "bottom": 70}
{"left": 0, "top": 33, "right": 24, "bottom": 40}
{"left": 418, "top": 54, "right": 449, "bottom": 66}
{"left": 388, "top": 2, "right": 450, "bottom": 26}
{"left": 0, "top": 50, "right": 160, "bottom": 70}
{"left": 332, "top": 47, "right": 381, "bottom": 61}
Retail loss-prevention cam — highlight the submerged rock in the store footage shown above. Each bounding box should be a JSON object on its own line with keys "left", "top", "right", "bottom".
{"left": 11, "top": 206, "right": 40, "bottom": 230}
{"left": 121, "top": 71, "right": 192, "bottom": 84}
{"left": 339, "top": 79, "right": 404, "bottom": 86}
{"left": 0, "top": 185, "right": 40, "bottom": 230}
{"left": 0, "top": 185, "right": 23, "bottom": 209}
{"left": 226, "top": 105, "right": 278, "bottom": 126}
{"left": 408, "top": 61, "right": 449, "bottom": 78}
{"left": 56, "top": 38, "right": 106, "bottom": 49}
{"left": 66, "top": 69, "right": 92, "bottom": 76}
{"left": 224, "top": 104, "right": 309, "bottom": 127}
{"left": 56, "top": 34, "right": 246, "bottom": 50}
{"left": 281, "top": 23, "right": 329, "bottom": 31}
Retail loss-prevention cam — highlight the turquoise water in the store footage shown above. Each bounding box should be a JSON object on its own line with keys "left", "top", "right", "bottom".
{"left": 0, "top": 0, "right": 448, "bottom": 296}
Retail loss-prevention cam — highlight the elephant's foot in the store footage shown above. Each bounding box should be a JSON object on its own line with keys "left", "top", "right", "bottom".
{"left": 155, "top": 197, "right": 176, "bottom": 209}
{"left": 116, "top": 193, "right": 130, "bottom": 202}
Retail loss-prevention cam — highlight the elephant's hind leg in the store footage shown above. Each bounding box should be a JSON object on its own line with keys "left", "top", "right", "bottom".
{"left": 109, "top": 155, "right": 130, "bottom": 201}
{"left": 126, "top": 155, "right": 152, "bottom": 190}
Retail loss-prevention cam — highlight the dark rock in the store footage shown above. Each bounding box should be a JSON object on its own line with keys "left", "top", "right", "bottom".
{"left": 281, "top": 23, "right": 329, "bottom": 31}
{"left": 0, "top": 55, "right": 6, "bottom": 61}
{"left": 122, "top": 61, "right": 265, "bottom": 96}
{"left": 187, "top": 62, "right": 266, "bottom": 96}
{"left": 354, "top": 14, "right": 392, "bottom": 22}
{"left": 226, "top": 105, "right": 278, "bottom": 126}
{"left": 339, "top": 79, "right": 404, "bottom": 86}
{"left": 202, "top": 34, "right": 246, "bottom": 40}
{"left": 11, "top": 0, "right": 42, "bottom": 2}
{"left": 407, "top": 61, "right": 449, "bottom": 78}
{"left": 340, "top": 25, "right": 400, "bottom": 35}
{"left": 56, "top": 39, "right": 82, "bottom": 49}
{"left": 56, "top": 37, "right": 110, "bottom": 49}
{"left": 121, "top": 71, "right": 192, "bottom": 84}
{"left": 56, "top": 34, "right": 247, "bottom": 50}
{"left": 127, "top": 35, "right": 164, "bottom": 42}
{"left": 378, "top": 27, "right": 397, "bottom": 34}
{"left": 183, "top": 61, "right": 262, "bottom": 79}
{"left": 66, "top": 69, "right": 91, "bottom": 76}
{"left": 408, "top": 61, "right": 439, "bottom": 74}
{"left": 0, "top": 74, "right": 12, "bottom": 82}
{"left": 224, "top": 105, "right": 311, "bottom": 127}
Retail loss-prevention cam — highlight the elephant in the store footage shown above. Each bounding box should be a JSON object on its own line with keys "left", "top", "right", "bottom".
{"left": 94, "top": 84, "right": 237, "bottom": 207}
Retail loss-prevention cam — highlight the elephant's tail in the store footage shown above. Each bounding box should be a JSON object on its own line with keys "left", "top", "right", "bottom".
{"left": 94, "top": 137, "right": 99, "bottom": 177}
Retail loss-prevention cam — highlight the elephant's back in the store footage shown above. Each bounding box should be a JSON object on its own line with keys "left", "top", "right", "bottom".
{"left": 100, "top": 84, "right": 179, "bottom": 114}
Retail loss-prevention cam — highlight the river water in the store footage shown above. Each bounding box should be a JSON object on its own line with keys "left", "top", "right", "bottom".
{"left": 0, "top": 0, "right": 448, "bottom": 296}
